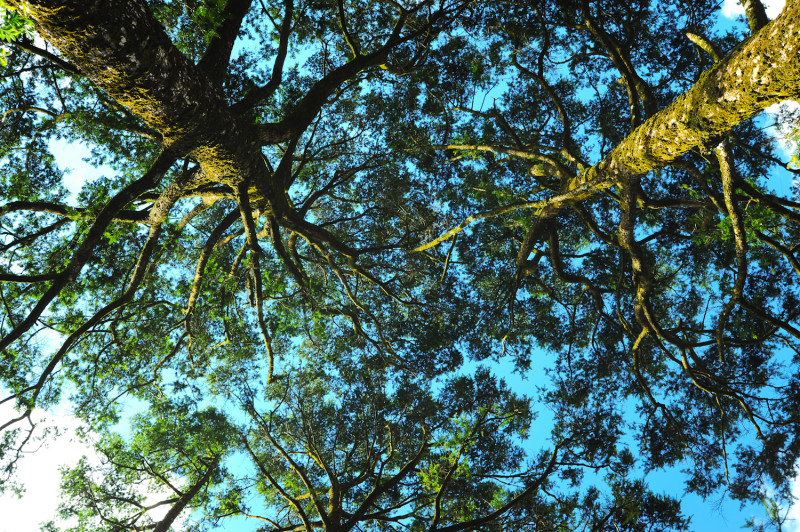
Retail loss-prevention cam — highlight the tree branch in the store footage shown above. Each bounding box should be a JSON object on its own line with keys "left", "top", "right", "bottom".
{"left": 231, "top": 0, "right": 294, "bottom": 114}
{"left": 152, "top": 455, "right": 221, "bottom": 532}
{"left": 13, "top": 35, "right": 81, "bottom": 75}
{"left": 0, "top": 149, "right": 177, "bottom": 356}
{"left": 197, "top": 0, "right": 256, "bottom": 84}
{"left": 431, "top": 442, "right": 564, "bottom": 532}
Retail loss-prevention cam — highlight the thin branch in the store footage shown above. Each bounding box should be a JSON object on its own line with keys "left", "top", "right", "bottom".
{"left": 0, "top": 149, "right": 178, "bottom": 356}
{"left": 412, "top": 177, "right": 611, "bottom": 252}
{"left": 184, "top": 209, "right": 240, "bottom": 316}
{"left": 431, "top": 441, "right": 564, "bottom": 532}
{"left": 13, "top": 36, "right": 81, "bottom": 75}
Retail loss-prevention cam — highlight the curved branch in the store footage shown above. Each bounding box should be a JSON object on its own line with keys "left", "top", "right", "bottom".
{"left": 252, "top": 7, "right": 423, "bottom": 142}
{"left": 261, "top": 422, "right": 332, "bottom": 530}
{"left": 581, "top": 0, "right": 657, "bottom": 128}
{"left": 197, "top": 0, "right": 255, "bottom": 84}
{"left": 755, "top": 230, "right": 800, "bottom": 278}
{"left": 243, "top": 437, "right": 315, "bottom": 532}
{"left": 714, "top": 141, "right": 748, "bottom": 361}
{"left": 1, "top": 156, "right": 193, "bottom": 429}
{"left": 412, "top": 178, "right": 613, "bottom": 253}
{"left": 344, "top": 427, "right": 429, "bottom": 530}
{"left": 0, "top": 149, "right": 177, "bottom": 355}
{"left": 337, "top": 0, "right": 361, "bottom": 58}
{"left": 231, "top": 0, "right": 294, "bottom": 114}
{"left": 184, "top": 209, "right": 241, "bottom": 316}
{"left": 0, "top": 218, "right": 70, "bottom": 253}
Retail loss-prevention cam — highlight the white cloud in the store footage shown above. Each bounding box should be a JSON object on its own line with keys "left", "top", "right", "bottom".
{"left": 765, "top": 100, "right": 800, "bottom": 160}
{"left": 762, "top": 0, "right": 786, "bottom": 19}
{"left": 722, "top": 0, "right": 786, "bottom": 20}
{"left": 722, "top": 0, "right": 746, "bottom": 18}
{"left": 32, "top": 32, "right": 48, "bottom": 50}
{"left": 786, "top": 467, "right": 800, "bottom": 532}
{"left": 0, "top": 403, "right": 92, "bottom": 532}
{"left": 0, "top": 402, "right": 182, "bottom": 531}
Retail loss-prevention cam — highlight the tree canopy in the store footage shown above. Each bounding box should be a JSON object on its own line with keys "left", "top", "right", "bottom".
{"left": 1, "top": 0, "right": 800, "bottom": 530}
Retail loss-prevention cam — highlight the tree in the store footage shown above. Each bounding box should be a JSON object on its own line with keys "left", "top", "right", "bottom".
{"left": 409, "top": 0, "right": 800, "bottom": 506}
{"left": 1, "top": 0, "right": 800, "bottom": 529}
{"left": 53, "top": 356, "right": 691, "bottom": 531}
{"left": 55, "top": 400, "right": 230, "bottom": 532}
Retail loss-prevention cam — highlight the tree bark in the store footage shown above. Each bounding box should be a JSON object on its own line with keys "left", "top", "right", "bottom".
{"left": 570, "top": 0, "right": 800, "bottom": 195}
{"left": 11, "top": 0, "right": 223, "bottom": 143}
{"left": 152, "top": 456, "right": 220, "bottom": 532}
{"left": 8, "top": 0, "right": 270, "bottom": 190}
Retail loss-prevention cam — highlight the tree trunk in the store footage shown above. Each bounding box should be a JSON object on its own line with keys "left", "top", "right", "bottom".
{"left": 570, "top": 0, "right": 800, "bottom": 195}
{"left": 9, "top": 0, "right": 269, "bottom": 188}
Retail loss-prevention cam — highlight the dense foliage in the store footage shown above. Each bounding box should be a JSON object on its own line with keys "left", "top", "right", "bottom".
{"left": 1, "top": 0, "right": 800, "bottom": 530}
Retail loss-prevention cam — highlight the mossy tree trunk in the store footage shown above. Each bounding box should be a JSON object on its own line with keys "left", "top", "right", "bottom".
{"left": 568, "top": 0, "right": 800, "bottom": 199}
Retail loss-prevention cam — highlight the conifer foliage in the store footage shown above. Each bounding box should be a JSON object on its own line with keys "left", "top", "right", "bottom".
{"left": 1, "top": 0, "right": 800, "bottom": 530}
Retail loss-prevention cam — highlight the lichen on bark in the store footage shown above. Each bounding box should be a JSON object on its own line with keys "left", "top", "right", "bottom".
{"left": 574, "top": 0, "right": 800, "bottom": 189}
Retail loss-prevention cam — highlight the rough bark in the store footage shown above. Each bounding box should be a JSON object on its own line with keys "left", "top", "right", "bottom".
{"left": 572, "top": 0, "right": 800, "bottom": 193}
{"left": 11, "top": 0, "right": 225, "bottom": 144}
{"left": 8, "top": 0, "right": 273, "bottom": 197}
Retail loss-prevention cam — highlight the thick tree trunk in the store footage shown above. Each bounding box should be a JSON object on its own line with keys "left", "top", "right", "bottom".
{"left": 7, "top": 0, "right": 418, "bottom": 208}
{"left": 573, "top": 0, "right": 800, "bottom": 192}
{"left": 9, "top": 0, "right": 268, "bottom": 187}
{"left": 11, "top": 0, "right": 219, "bottom": 144}
{"left": 11, "top": 0, "right": 800, "bottom": 228}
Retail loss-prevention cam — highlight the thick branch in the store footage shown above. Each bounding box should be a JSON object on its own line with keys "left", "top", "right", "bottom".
{"left": 714, "top": 140, "right": 748, "bottom": 360}
{"left": 0, "top": 200, "right": 150, "bottom": 223}
{"left": 13, "top": 0, "right": 269, "bottom": 186}
{"left": 231, "top": 0, "right": 294, "bottom": 113}
{"left": 152, "top": 456, "right": 221, "bottom": 532}
{"left": 10, "top": 0, "right": 221, "bottom": 145}
{"left": 575, "top": 1, "right": 800, "bottom": 188}
{"left": 197, "top": 0, "right": 255, "bottom": 84}
{"left": 421, "top": 3, "right": 800, "bottom": 256}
